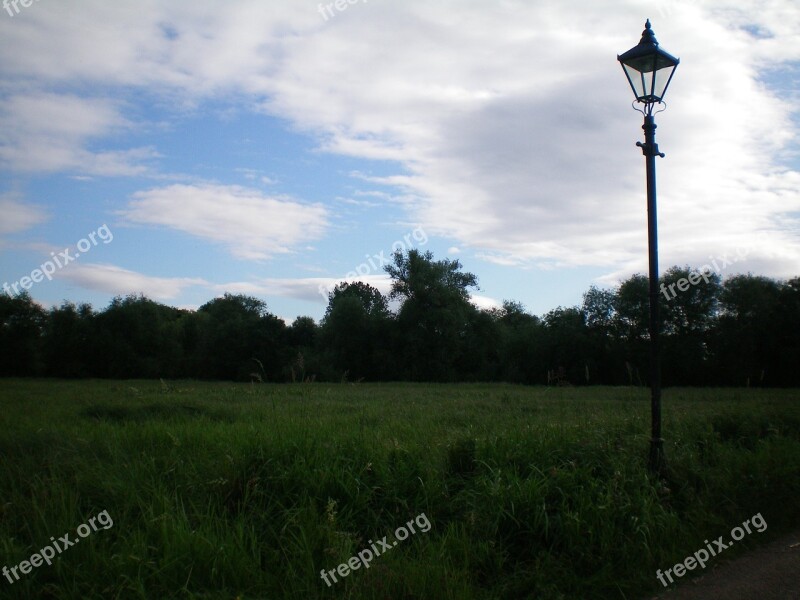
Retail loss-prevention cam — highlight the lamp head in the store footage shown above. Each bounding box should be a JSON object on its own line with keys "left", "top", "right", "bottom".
{"left": 618, "top": 20, "right": 679, "bottom": 113}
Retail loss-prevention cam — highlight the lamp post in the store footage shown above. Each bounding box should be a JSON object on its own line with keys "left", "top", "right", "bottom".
{"left": 618, "top": 20, "right": 679, "bottom": 474}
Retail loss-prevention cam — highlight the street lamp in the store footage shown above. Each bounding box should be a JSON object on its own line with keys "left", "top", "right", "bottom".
{"left": 618, "top": 20, "right": 679, "bottom": 474}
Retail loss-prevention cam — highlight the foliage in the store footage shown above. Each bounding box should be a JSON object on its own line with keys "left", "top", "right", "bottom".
{"left": 0, "top": 253, "right": 798, "bottom": 385}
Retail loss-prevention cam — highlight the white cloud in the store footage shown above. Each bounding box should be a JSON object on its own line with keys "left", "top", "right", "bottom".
{"left": 1, "top": 0, "right": 798, "bottom": 284}
{"left": 471, "top": 294, "right": 501, "bottom": 311}
{"left": 59, "top": 263, "right": 206, "bottom": 300}
{"left": 214, "top": 274, "right": 392, "bottom": 304}
{"left": 122, "top": 184, "right": 329, "bottom": 260}
{"left": 259, "top": 0, "right": 800, "bottom": 278}
{"left": 0, "top": 195, "right": 48, "bottom": 234}
{"left": 235, "top": 168, "right": 277, "bottom": 185}
{"left": 338, "top": 196, "right": 380, "bottom": 208}
{"left": 0, "top": 92, "right": 158, "bottom": 175}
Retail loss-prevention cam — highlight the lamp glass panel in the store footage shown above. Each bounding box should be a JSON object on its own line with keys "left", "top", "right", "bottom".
{"left": 623, "top": 63, "right": 645, "bottom": 99}
{"left": 642, "top": 70, "right": 655, "bottom": 99}
{"left": 651, "top": 64, "right": 676, "bottom": 100}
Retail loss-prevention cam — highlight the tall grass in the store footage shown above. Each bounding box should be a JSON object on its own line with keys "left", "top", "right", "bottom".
{"left": 0, "top": 381, "right": 798, "bottom": 599}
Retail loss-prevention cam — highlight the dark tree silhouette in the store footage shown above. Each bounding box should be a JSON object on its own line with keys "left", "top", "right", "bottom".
{"left": 1, "top": 256, "right": 798, "bottom": 386}
{"left": 321, "top": 282, "right": 390, "bottom": 380}
{"left": 385, "top": 249, "right": 479, "bottom": 381}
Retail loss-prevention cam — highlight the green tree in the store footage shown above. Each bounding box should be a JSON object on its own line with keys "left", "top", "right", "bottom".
{"left": 320, "top": 282, "right": 390, "bottom": 380}
{"left": 42, "top": 302, "right": 95, "bottom": 378}
{"left": 773, "top": 277, "right": 800, "bottom": 385}
{"left": 542, "top": 307, "right": 590, "bottom": 385}
{"left": 324, "top": 281, "right": 388, "bottom": 320}
{"left": 0, "top": 292, "right": 46, "bottom": 376}
{"left": 711, "top": 275, "right": 783, "bottom": 386}
{"left": 493, "top": 301, "right": 544, "bottom": 383}
{"left": 197, "top": 294, "right": 288, "bottom": 381}
{"left": 613, "top": 274, "right": 651, "bottom": 385}
{"left": 385, "top": 249, "right": 479, "bottom": 381}
{"left": 659, "top": 266, "right": 721, "bottom": 385}
{"left": 288, "top": 316, "right": 318, "bottom": 349}
{"left": 582, "top": 286, "right": 623, "bottom": 384}
{"left": 456, "top": 307, "right": 502, "bottom": 381}
{"left": 92, "top": 295, "right": 183, "bottom": 378}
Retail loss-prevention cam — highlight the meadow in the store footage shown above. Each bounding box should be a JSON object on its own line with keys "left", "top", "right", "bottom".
{"left": 0, "top": 380, "right": 798, "bottom": 599}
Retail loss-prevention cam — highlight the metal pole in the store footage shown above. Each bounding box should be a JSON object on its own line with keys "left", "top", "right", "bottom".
{"left": 638, "top": 114, "right": 664, "bottom": 474}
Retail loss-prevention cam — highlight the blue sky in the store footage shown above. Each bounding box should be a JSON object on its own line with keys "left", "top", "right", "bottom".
{"left": 1, "top": 0, "right": 798, "bottom": 323}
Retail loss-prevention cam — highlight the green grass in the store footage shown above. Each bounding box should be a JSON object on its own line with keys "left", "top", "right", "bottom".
{"left": 0, "top": 380, "right": 798, "bottom": 599}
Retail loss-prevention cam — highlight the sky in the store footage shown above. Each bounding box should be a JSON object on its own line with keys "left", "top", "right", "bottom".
{"left": 1, "top": 0, "right": 798, "bottom": 324}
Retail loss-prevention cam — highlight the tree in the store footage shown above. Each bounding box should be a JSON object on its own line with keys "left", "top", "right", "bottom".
{"left": 614, "top": 274, "right": 650, "bottom": 343}
{"left": 324, "top": 281, "right": 388, "bottom": 320}
{"left": 385, "top": 249, "right": 479, "bottom": 381}
{"left": 456, "top": 307, "right": 502, "bottom": 381}
{"left": 493, "top": 301, "right": 544, "bottom": 383}
{"left": 542, "top": 307, "right": 590, "bottom": 384}
{"left": 0, "top": 292, "right": 46, "bottom": 376}
{"left": 288, "top": 316, "right": 318, "bottom": 349}
{"left": 773, "top": 277, "right": 800, "bottom": 385}
{"left": 583, "top": 286, "right": 616, "bottom": 334}
{"left": 582, "top": 286, "right": 623, "bottom": 384}
{"left": 711, "top": 275, "right": 783, "bottom": 386}
{"left": 92, "top": 295, "right": 183, "bottom": 379}
{"left": 42, "top": 302, "right": 95, "bottom": 378}
{"left": 386, "top": 250, "right": 477, "bottom": 306}
{"left": 613, "top": 274, "right": 651, "bottom": 385}
{"left": 659, "top": 266, "right": 721, "bottom": 336}
{"left": 658, "top": 267, "right": 721, "bottom": 385}
{"left": 3, "top": 263, "right": 798, "bottom": 386}
{"left": 320, "top": 282, "right": 390, "bottom": 380}
{"left": 197, "top": 294, "right": 288, "bottom": 381}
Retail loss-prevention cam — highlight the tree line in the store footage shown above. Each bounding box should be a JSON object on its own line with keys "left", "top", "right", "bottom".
{"left": 1, "top": 249, "right": 798, "bottom": 386}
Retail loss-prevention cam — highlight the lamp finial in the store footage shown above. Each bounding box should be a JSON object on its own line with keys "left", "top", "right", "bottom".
{"left": 640, "top": 19, "right": 659, "bottom": 46}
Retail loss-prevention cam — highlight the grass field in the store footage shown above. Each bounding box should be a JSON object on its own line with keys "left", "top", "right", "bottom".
{"left": 1, "top": 380, "right": 798, "bottom": 599}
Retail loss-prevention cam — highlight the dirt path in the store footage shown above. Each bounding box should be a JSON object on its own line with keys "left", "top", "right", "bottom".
{"left": 646, "top": 529, "right": 800, "bottom": 600}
